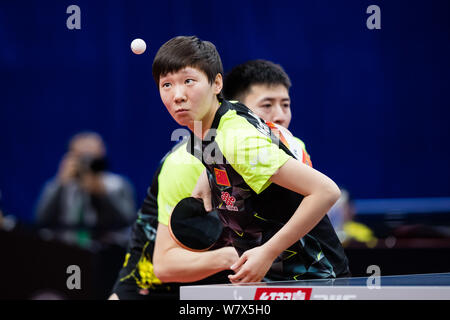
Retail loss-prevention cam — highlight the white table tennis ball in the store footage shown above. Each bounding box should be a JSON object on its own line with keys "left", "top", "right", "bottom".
{"left": 131, "top": 38, "right": 146, "bottom": 55}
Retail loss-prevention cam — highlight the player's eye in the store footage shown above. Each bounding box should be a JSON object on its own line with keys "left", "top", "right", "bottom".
{"left": 185, "top": 79, "right": 195, "bottom": 85}
{"left": 261, "top": 104, "right": 272, "bottom": 108}
{"left": 283, "top": 103, "right": 290, "bottom": 108}
{"left": 161, "top": 83, "right": 171, "bottom": 88}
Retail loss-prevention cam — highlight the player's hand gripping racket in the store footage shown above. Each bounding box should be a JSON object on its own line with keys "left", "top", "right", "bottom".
{"left": 169, "top": 197, "right": 223, "bottom": 252}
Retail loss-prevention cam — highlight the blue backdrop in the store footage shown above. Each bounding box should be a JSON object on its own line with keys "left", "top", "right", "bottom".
{"left": 1, "top": 0, "right": 449, "bottom": 223}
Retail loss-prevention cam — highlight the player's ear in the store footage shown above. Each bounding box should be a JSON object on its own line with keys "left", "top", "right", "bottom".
{"left": 213, "top": 73, "right": 223, "bottom": 95}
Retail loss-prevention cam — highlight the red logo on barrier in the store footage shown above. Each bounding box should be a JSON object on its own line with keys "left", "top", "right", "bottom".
{"left": 254, "top": 288, "right": 312, "bottom": 300}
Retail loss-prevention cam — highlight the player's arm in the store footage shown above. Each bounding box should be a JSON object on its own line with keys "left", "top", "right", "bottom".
{"left": 267, "top": 158, "right": 340, "bottom": 253}
{"left": 153, "top": 222, "right": 238, "bottom": 283}
{"left": 229, "top": 158, "right": 340, "bottom": 283}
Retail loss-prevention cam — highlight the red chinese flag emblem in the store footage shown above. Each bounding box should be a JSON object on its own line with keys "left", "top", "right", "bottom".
{"left": 214, "top": 168, "right": 231, "bottom": 187}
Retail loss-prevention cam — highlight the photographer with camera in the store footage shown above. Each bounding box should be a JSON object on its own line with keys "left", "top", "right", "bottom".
{"left": 35, "top": 132, "right": 136, "bottom": 248}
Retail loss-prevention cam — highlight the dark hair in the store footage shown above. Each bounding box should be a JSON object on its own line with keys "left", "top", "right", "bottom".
{"left": 223, "top": 59, "right": 291, "bottom": 102}
{"left": 152, "top": 36, "right": 224, "bottom": 97}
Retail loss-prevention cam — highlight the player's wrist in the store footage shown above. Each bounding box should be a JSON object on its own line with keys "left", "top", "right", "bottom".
{"left": 261, "top": 241, "right": 283, "bottom": 261}
{"left": 215, "top": 246, "right": 239, "bottom": 270}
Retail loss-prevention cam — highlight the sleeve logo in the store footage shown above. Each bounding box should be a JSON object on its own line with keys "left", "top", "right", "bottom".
{"left": 221, "top": 191, "right": 238, "bottom": 211}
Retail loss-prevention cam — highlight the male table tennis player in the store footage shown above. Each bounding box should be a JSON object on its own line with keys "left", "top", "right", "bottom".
{"left": 222, "top": 59, "right": 312, "bottom": 167}
{"left": 109, "top": 57, "right": 315, "bottom": 299}
{"left": 152, "top": 35, "right": 350, "bottom": 285}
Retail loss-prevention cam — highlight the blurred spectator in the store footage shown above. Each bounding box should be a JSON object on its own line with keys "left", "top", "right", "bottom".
{"left": 0, "top": 189, "right": 16, "bottom": 232}
{"left": 35, "top": 131, "right": 136, "bottom": 248}
{"left": 328, "top": 189, "right": 378, "bottom": 248}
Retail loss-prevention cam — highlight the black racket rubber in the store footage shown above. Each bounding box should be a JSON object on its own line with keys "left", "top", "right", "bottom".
{"left": 169, "top": 197, "right": 223, "bottom": 251}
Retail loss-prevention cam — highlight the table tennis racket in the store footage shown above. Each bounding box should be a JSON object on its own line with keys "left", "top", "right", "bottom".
{"left": 169, "top": 197, "right": 223, "bottom": 252}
